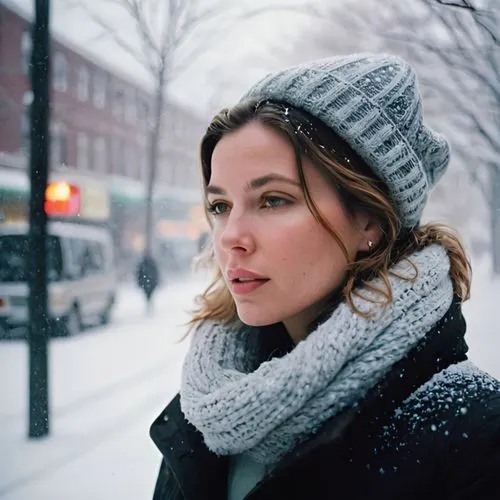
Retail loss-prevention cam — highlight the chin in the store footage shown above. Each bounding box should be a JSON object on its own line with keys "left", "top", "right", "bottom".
{"left": 235, "top": 304, "right": 282, "bottom": 327}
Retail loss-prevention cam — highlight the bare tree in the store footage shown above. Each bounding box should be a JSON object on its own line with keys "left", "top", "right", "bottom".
{"left": 286, "top": 0, "right": 500, "bottom": 273}
{"left": 427, "top": 2, "right": 500, "bottom": 274}
{"left": 72, "top": 0, "right": 321, "bottom": 253}
{"left": 390, "top": 0, "right": 500, "bottom": 273}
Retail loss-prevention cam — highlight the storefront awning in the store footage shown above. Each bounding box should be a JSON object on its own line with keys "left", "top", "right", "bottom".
{"left": 0, "top": 168, "right": 30, "bottom": 198}
{"left": 0, "top": 168, "right": 201, "bottom": 207}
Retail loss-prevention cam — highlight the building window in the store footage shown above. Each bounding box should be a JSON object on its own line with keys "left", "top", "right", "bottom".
{"left": 137, "top": 96, "right": 150, "bottom": 124}
{"left": 112, "top": 84, "right": 124, "bottom": 119}
{"left": 20, "top": 91, "right": 34, "bottom": 154}
{"left": 51, "top": 122, "right": 67, "bottom": 166}
{"left": 112, "top": 137, "right": 122, "bottom": 175}
{"left": 93, "top": 71, "right": 106, "bottom": 109}
{"left": 53, "top": 52, "right": 69, "bottom": 92}
{"left": 101, "top": 138, "right": 108, "bottom": 173}
{"left": 21, "top": 29, "right": 31, "bottom": 74}
{"left": 77, "top": 132, "right": 89, "bottom": 170}
{"left": 126, "top": 145, "right": 139, "bottom": 179}
{"left": 139, "top": 140, "right": 148, "bottom": 181}
{"left": 20, "top": 114, "right": 30, "bottom": 153}
{"left": 124, "top": 144, "right": 132, "bottom": 177}
{"left": 77, "top": 65, "right": 90, "bottom": 101}
{"left": 122, "top": 143, "right": 136, "bottom": 178}
{"left": 125, "top": 87, "right": 136, "bottom": 123}
{"left": 93, "top": 136, "right": 107, "bottom": 173}
{"left": 22, "top": 90, "right": 34, "bottom": 107}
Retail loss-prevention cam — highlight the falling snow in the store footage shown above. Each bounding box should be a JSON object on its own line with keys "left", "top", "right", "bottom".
{"left": 0, "top": 270, "right": 498, "bottom": 499}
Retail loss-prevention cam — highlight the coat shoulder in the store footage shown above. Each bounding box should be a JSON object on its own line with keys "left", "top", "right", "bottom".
{"left": 375, "top": 361, "right": 500, "bottom": 499}
{"left": 387, "top": 360, "right": 500, "bottom": 435}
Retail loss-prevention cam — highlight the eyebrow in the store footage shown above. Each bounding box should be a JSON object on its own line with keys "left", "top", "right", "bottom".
{"left": 206, "top": 173, "right": 301, "bottom": 195}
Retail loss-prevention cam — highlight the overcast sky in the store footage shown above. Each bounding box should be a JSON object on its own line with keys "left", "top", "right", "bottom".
{"left": 6, "top": 0, "right": 315, "bottom": 118}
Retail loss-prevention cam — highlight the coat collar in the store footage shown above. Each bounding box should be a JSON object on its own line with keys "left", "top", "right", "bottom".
{"left": 150, "top": 394, "right": 228, "bottom": 500}
{"left": 150, "top": 298, "right": 467, "bottom": 500}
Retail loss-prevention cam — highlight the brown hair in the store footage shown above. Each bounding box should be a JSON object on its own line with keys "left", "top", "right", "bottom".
{"left": 189, "top": 100, "right": 471, "bottom": 328}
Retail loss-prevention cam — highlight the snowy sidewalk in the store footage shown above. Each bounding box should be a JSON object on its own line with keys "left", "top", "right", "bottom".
{"left": 0, "top": 269, "right": 498, "bottom": 500}
{"left": 0, "top": 273, "right": 206, "bottom": 500}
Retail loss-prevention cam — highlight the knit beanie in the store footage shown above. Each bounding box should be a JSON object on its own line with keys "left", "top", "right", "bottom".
{"left": 241, "top": 53, "right": 450, "bottom": 228}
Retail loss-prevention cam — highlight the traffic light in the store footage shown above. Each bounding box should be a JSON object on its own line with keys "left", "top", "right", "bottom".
{"left": 44, "top": 181, "right": 80, "bottom": 216}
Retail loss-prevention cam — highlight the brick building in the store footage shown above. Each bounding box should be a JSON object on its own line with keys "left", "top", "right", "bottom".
{"left": 0, "top": 2, "right": 207, "bottom": 274}
{"left": 0, "top": 1, "right": 204, "bottom": 188}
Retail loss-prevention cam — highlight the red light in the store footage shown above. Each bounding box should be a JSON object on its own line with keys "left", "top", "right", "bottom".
{"left": 44, "top": 182, "right": 80, "bottom": 216}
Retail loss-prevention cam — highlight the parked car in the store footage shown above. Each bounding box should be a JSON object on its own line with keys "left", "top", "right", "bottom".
{"left": 0, "top": 221, "right": 117, "bottom": 337}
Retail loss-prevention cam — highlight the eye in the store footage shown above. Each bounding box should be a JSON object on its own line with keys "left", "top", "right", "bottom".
{"left": 206, "top": 201, "right": 229, "bottom": 216}
{"left": 262, "top": 196, "right": 289, "bottom": 209}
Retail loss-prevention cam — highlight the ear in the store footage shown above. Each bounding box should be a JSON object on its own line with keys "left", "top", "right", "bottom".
{"left": 355, "top": 213, "right": 382, "bottom": 253}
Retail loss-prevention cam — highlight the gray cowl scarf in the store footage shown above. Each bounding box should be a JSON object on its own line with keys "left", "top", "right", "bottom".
{"left": 180, "top": 244, "right": 453, "bottom": 465}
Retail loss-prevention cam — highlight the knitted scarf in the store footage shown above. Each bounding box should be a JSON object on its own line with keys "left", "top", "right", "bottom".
{"left": 180, "top": 245, "right": 453, "bottom": 465}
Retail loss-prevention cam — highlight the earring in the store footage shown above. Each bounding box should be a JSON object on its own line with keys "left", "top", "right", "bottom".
{"left": 367, "top": 240, "right": 374, "bottom": 251}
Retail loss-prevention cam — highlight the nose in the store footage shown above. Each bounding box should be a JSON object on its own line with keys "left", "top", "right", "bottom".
{"left": 219, "top": 211, "right": 256, "bottom": 255}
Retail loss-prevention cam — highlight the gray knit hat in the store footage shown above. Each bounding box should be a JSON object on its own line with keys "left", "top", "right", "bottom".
{"left": 241, "top": 53, "right": 450, "bottom": 228}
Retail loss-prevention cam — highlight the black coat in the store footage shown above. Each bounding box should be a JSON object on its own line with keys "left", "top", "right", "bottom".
{"left": 136, "top": 255, "right": 159, "bottom": 296}
{"left": 150, "top": 300, "right": 500, "bottom": 499}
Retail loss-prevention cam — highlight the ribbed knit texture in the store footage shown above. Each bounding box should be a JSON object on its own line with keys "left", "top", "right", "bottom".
{"left": 241, "top": 53, "right": 450, "bottom": 228}
{"left": 180, "top": 245, "right": 454, "bottom": 465}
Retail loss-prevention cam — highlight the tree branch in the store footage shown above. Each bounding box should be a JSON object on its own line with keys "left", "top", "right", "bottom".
{"left": 434, "top": 0, "right": 475, "bottom": 9}
{"left": 432, "top": 0, "right": 500, "bottom": 44}
{"left": 421, "top": 72, "right": 499, "bottom": 155}
{"left": 125, "top": 0, "right": 161, "bottom": 57}
{"left": 74, "top": 2, "right": 156, "bottom": 74}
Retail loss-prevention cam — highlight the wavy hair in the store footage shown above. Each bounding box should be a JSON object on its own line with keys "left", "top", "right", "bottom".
{"left": 189, "top": 100, "right": 471, "bottom": 328}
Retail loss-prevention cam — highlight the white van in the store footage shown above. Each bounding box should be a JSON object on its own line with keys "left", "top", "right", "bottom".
{"left": 0, "top": 222, "right": 117, "bottom": 337}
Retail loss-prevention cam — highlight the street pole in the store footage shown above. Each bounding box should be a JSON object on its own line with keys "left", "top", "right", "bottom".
{"left": 28, "top": 0, "right": 51, "bottom": 439}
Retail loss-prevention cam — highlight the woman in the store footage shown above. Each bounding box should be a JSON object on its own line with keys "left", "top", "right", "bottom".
{"left": 150, "top": 53, "right": 500, "bottom": 499}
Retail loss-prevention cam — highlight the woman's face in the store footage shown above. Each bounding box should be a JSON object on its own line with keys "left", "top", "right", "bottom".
{"left": 207, "top": 120, "right": 375, "bottom": 342}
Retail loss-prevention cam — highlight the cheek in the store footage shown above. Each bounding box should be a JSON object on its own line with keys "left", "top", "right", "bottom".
{"left": 281, "top": 220, "right": 344, "bottom": 270}
{"left": 278, "top": 213, "right": 353, "bottom": 285}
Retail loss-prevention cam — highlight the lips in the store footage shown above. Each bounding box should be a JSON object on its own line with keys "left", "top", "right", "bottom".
{"left": 227, "top": 268, "right": 268, "bottom": 281}
{"left": 230, "top": 278, "right": 269, "bottom": 295}
{"left": 226, "top": 268, "right": 270, "bottom": 295}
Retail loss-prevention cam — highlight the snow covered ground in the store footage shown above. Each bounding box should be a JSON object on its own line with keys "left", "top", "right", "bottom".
{"left": 0, "top": 272, "right": 205, "bottom": 500}
{"left": 0, "top": 267, "right": 498, "bottom": 500}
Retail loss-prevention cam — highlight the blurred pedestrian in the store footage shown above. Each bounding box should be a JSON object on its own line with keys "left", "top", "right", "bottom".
{"left": 136, "top": 252, "right": 159, "bottom": 312}
{"left": 150, "top": 54, "right": 500, "bottom": 499}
